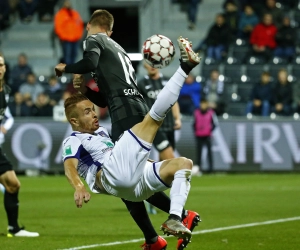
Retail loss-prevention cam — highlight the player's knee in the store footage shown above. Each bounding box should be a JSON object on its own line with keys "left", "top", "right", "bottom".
{"left": 5, "top": 181, "right": 20, "bottom": 193}
{"left": 177, "top": 157, "right": 193, "bottom": 171}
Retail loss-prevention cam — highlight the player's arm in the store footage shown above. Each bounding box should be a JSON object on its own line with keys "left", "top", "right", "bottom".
{"left": 64, "top": 158, "right": 91, "bottom": 208}
{"left": 1, "top": 106, "right": 14, "bottom": 134}
{"left": 55, "top": 37, "right": 102, "bottom": 76}
{"left": 73, "top": 74, "right": 108, "bottom": 108}
{"left": 172, "top": 102, "right": 181, "bottom": 130}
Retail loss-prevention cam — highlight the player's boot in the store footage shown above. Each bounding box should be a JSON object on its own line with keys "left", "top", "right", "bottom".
{"left": 177, "top": 211, "right": 201, "bottom": 250}
{"left": 177, "top": 36, "right": 201, "bottom": 69}
{"left": 160, "top": 218, "right": 192, "bottom": 240}
{"left": 140, "top": 236, "right": 167, "bottom": 250}
{"left": 7, "top": 227, "right": 39, "bottom": 237}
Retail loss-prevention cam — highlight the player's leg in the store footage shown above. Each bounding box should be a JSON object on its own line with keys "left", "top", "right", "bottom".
{"left": 154, "top": 157, "right": 193, "bottom": 239}
{"left": 131, "top": 37, "right": 201, "bottom": 142}
{"left": 111, "top": 117, "right": 167, "bottom": 249}
{"left": 0, "top": 170, "right": 39, "bottom": 237}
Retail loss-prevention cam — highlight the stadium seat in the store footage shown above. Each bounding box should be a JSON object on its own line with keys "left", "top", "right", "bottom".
{"left": 223, "top": 58, "right": 242, "bottom": 83}
{"left": 200, "top": 57, "right": 220, "bottom": 79}
{"left": 237, "top": 84, "right": 252, "bottom": 103}
{"left": 227, "top": 103, "right": 247, "bottom": 116}
{"left": 291, "top": 57, "right": 300, "bottom": 80}
{"left": 232, "top": 43, "right": 249, "bottom": 64}
{"left": 245, "top": 64, "right": 264, "bottom": 83}
{"left": 268, "top": 57, "right": 288, "bottom": 80}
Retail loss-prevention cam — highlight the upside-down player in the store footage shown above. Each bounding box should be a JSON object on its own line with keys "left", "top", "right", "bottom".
{"left": 55, "top": 9, "right": 200, "bottom": 250}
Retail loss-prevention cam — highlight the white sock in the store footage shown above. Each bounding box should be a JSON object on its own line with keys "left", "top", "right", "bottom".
{"left": 169, "top": 169, "right": 192, "bottom": 217}
{"left": 149, "top": 67, "right": 187, "bottom": 121}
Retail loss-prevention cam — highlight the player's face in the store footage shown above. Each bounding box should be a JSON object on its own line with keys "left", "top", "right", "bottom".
{"left": 75, "top": 100, "right": 99, "bottom": 133}
{"left": 0, "top": 56, "right": 6, "bottom": 81}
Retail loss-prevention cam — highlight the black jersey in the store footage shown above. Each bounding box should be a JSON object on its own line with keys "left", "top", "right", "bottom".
{"left": 137, "top": 74, "right": 174, "bottom": 132}
{"left": 0, "top": 85, "right": 9, "bottom": 123}
{"left": 83, "top": 33, "right": 149, "bottom": 123}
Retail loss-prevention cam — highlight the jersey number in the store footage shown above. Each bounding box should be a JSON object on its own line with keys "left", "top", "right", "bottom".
{"left": 118, "top": 52, "right": 137, "bottom": 85}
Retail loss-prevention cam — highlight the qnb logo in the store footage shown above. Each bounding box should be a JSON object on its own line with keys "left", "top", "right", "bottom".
{"left": 147, "top": 90, "right": 161, "bottom": 99}
{"left": 156, "top": 140, "right": 169, "bottom": 151}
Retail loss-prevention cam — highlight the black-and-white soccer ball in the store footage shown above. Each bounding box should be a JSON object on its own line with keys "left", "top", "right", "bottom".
{"left": 142, "top": 34, "right": 175, "bottom": 69}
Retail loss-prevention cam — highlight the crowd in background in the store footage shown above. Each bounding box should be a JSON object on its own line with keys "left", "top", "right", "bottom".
{"left": 1, "top": 0, "right": 300, "bottom": 118}
{"left": 176, "top": 0, "right": 300, "bottom": 117}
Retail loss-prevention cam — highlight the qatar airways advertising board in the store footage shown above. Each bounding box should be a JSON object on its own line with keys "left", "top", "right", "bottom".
{"left": 2, "top": 118, "right": 300, "bottom": 172}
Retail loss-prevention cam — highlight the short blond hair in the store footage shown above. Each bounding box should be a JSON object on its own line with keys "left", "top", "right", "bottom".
{"left": 89, "top": 9, "right": 114, "bottom": 31}
{"left": 64, "top": 94, "right": 88, "bottom": 121}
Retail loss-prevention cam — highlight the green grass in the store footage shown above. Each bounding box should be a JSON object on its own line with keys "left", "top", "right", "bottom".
{"left": 0, "top": 174, "right": 299, "bottom": 250}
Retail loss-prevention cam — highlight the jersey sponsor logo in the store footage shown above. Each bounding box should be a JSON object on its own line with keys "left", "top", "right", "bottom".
{"left": 98, "top": 131, "right": 109, "bottom": 138}
{"left": 63, "top": 145, "right": 72, "bottom": 156}
{"left": 147, "top": 90, "right": 161, "bottom": 99}
{"left": 156, "top": 140, "right": 169, "bottom": 150}
{"left": 102, "top": 141, "right": 114, "bottom": 148}
{"left": 124, "top": 88, "right": 141, "bottom": 96}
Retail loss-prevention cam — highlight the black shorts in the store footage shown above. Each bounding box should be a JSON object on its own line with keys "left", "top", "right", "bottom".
{"left": 153, "top": 130, "right": 175, "bottom": 152}
{"left": 0, "top": 147, "right": 13, "bottom": 176}
{"left": 111, "top": 115, "right": 144, "bottom": 143}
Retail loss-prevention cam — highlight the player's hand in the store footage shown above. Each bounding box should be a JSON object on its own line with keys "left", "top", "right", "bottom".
{"left": 0, "top": 126, "right": 7, "bottom": 134}
{"left": 55, "top": 63, "right": 66, "bottom": 77}
{"left": 174, "top": 118, "right": 182, "bottom": 130}
{"left": 73, "top": 74, "right": 87, "bottom": 94}
{"left": 74, "top": 187, "right": 91, "bottom": 208}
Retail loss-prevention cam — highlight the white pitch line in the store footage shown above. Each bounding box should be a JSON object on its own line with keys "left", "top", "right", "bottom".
{"left": 58, "top": 216, "right": 300, "bottom": 250}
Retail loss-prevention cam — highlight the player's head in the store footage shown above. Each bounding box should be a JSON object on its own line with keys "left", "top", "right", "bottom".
{"left": 87, "top": 9, "right": 114, "bottom": 37}
{"left": 143, "top": 61, "right": 159, "bottom": 77}
{"left": 64, "top": 94, "right": 99, "bottom": 133}
{"left": 200, "top": 98, "right": 208, "bottom": 110}
{"left": 0, "top": 53, "right": 6, "bottom": 82}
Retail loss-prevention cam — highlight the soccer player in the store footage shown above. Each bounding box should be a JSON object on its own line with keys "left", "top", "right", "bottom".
{"left": 62, "top": 37, "right": 200, "bottom": 242}
{"left": 0, "top": 54, "right": 39, "bottom": 237}
{"left": 138, "top": 63, "right": 181, "bottom": 215}
{"left": 55, "top": 9, "right": 199, "bottom": 250}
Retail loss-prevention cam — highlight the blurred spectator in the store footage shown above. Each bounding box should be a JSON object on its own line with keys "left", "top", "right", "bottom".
{"left": 248, "top": 0, "right": 266, "bottom": 18}
{"left": 202, "top": 69, "right": 225, "bottom": 115}
{"left": 272, "top": 69, "right": 293, "bottom": 116}
{"left": 193, "top": 98, "right": 218, "bottom": 173}
{"left": 178, "top": 73, "right": 201, "bottom": 115}
{"left": 10, "top": 53, "right": 33, "bottom": 96}
{"left": 248, "top": 13, "right": 277, "bottom": 62}
{"left": 44, "top": 75, "right": 63, "bottom": 106}
{"left": 0, "top": 52, "right": 10, "bottom": 86}
{"left": 31, "top": 92, "right": 53, "bottom": 116}
{"left": 54, "top": 0, "right": 84, "bottom": 65}
{"left": 0, "top": 0, "right": 11, "bottom": 32}
{"left": 19, "top": 73, "right": 45, "bottom": 103}
{"left": 37, "top": 0, "right": 58, "bottom": 22}
{"left": 238, "top": 5, "right": 259, "bottom": 39}
{"left": 8, "top": 92, "right": 31, "bottom": 117}
{"left": 223, "top": 1, "right": 239, "bottom": 41}
{"left": 19, "top": 0, "right": 38, "bottom": 23}
{"left": 187, "top": 0, "right": 202, "bottom": 30}
{"left": 274, "top": 16, "right": 296, "bottom": 63}
{"left": 57, "top": 90, "right": 72, "bottom": 106}
{"left": 246, "top": 71, "right": 272, "bottom": 116}
{"left": 263, "top": 0, "right": 284, "bottom": 28}
{"left": 293, "top": 80, "right": 300, "bottom": 114}
{"left": 196, "top": 13, "right": 230, "bottom": 61}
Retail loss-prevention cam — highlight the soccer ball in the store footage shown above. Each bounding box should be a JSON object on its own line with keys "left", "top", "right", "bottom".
{"left": 142, "top": 34, "right": 175, "bottom": 69}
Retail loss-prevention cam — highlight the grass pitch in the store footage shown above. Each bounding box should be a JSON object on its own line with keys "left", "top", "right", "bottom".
{"left": 0, "top": 174, "right": 299, "bottom": 250}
